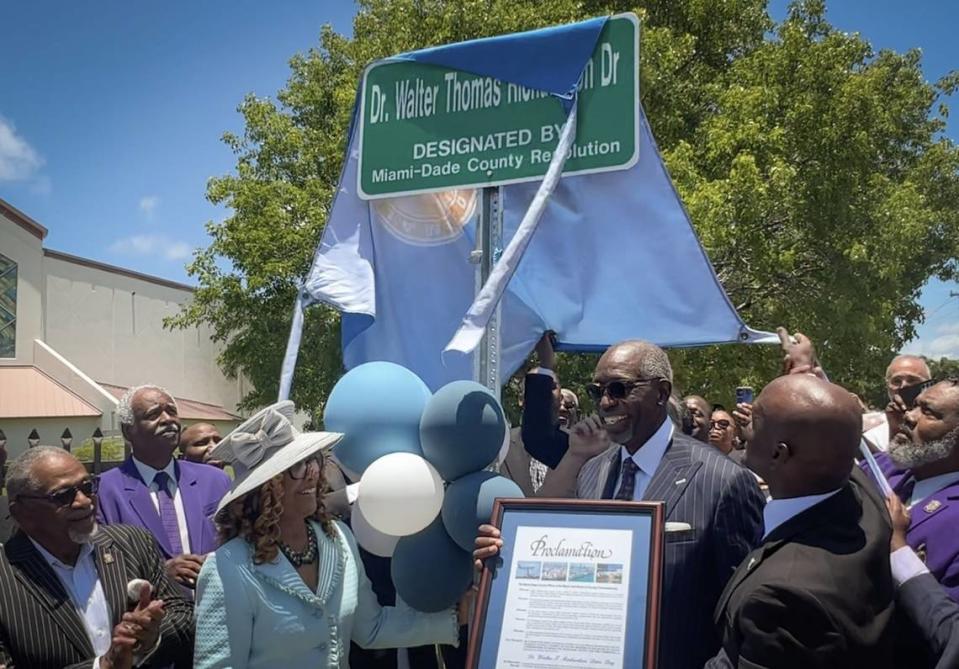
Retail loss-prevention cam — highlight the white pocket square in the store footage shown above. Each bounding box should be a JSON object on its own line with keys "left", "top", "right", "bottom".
{"left": 665, "top": 522, "right": 693, "bottom": 532}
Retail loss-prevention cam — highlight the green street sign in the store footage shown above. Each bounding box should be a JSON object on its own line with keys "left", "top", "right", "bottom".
{"left": 357, "top": 13, "right": 639, "bottom": 199}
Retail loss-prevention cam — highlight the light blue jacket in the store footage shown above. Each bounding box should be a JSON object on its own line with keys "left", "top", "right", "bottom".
{"left": 194, "top": 519, "right": 459, "bottom": 668}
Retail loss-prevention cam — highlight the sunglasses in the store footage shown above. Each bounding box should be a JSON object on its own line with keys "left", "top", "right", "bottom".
{"left": 18, "top": 476, "right": 99, "bottom": 507}
{"left": 586, "top": 379, "right": 661, "bottom": 403}
{"left": 287, "top": 456, "right": 322, "bottom": 481}
{"left": 709, "top": 420, "right": 732, "bottom": 430}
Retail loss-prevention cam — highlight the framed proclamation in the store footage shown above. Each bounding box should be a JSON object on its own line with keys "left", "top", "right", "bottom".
{"left": 467, "top": 499, "right": 665, "bottom": 669}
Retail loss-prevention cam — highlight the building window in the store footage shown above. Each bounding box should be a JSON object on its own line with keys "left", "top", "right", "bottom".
{"left": 0, "top": 253, "right": 15, "bottom": 358}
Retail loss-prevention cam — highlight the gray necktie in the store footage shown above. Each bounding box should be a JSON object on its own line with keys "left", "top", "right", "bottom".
{"left": 615, "top": 458, "right": 640, "bottom": 500}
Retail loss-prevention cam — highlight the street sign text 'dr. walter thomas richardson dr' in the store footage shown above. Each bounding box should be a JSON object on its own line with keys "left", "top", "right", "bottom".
{"left": 357, "top": 13, "right": 639, "bottom": 199}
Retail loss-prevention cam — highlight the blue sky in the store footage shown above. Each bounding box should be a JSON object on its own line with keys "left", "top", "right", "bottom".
{"left": 1, "top": 1, "right": 956, "bottom": 357}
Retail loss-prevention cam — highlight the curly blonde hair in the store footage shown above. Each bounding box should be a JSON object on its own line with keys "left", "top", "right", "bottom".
{"left": 217, "top": 467, "right": 336, "bottom": 564}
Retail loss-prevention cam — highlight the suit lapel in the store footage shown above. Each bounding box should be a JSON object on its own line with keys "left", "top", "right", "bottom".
{"left": 314, "top": 522, "right": 344, "bottom": 606}
{"left": 120, "top": 459, "right": 172, "bottom": 556}
{"left": 642, "top": 439, "right": 702, "bottom": 517}
{"left": 92, "top": 531, "right": 127, "bottom": 624}
{"left": 600, "top": 450, "right": 622, "bottom": 499}
{"left": 176, "top": 461, "right": 206, "bottom": 553}
{"left": 253, "top": 551, "right": 324, "bottom": 607}
{"left": 5, "top": 532, "right": 95, "bottom": 657}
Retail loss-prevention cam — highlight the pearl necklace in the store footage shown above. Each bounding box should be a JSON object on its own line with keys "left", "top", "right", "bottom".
{"left": 278, "top": 521, "right": 319, "bottom": 567}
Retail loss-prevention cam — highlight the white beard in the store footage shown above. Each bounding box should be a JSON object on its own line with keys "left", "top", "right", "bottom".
{"left": 68, "top": 521, "right": 100, "bottom": 544}
{"left": 888, "top": 426, "right": 959, "bottom": 469}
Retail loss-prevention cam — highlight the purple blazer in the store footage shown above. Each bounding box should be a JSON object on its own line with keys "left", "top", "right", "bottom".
{"left": 96, "top": 458, "right": 231, "bottom": 558}
{"left": 867, "top": 453, "right": 959, "bottom": 603}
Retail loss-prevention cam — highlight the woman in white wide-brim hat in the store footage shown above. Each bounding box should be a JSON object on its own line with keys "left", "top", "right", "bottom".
{"left": 193, "top": 401, "right": 464, "bottom": 669}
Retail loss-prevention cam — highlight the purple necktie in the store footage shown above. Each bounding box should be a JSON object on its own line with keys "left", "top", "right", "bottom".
{"left": 153, "top": 471, "right": 184, "bottom": 555}
{"left": 615, "top": 458, "right": 640, "bottom": 500}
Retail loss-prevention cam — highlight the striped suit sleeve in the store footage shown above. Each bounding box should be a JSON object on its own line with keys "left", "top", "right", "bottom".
{"left": 107, "top": 526, "right": 195, "bottom": 667}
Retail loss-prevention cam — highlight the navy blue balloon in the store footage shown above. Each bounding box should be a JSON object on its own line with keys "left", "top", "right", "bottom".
{"left": 442, "top": 471, "right": 524, "bottom": 552}
{"left": 419, "top": 380, "right": 506, "bottom": 481}
{"left": 392, "top": 517, "right": 473, "bottom": 612}
{"left": 324, "top": 362, "right": 431, "bottom": 475}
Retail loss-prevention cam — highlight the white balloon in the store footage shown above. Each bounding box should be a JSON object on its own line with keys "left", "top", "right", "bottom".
{"left": 350, "top": 503, "right": 400, "bottom": 557}
{"left": 358, "top": 453, "right": 444, "bottom": 536}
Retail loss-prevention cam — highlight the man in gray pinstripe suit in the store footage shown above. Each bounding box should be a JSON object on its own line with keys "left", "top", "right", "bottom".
{"left": 0, "top": 447, "right": 194, "bottom": 669}
{"left": 477, "top": 340, "right": 765, "bottom": 669}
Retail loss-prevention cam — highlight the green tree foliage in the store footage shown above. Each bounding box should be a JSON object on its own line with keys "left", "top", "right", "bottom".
{"left": 169, "top": 0, "right": 959, "bottom": 417}
{"left": 927, "top": 357, "right": 959, "bottom": 382}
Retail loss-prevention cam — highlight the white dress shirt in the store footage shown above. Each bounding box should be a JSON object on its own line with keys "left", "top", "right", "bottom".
{"left": 762, "top": 489, "right": 842, "bottom": 539}
{"left": 908, "top": 471, "right": 959, "bottom": 509}
{"left": 863, "top": 417, "right": 890, "bottom": 452}
{"left": 31, "top": 539, "right": 111, "bottom": 662}
{"left": 132, "top": 456, "right": 191, "bottom": 553}
{"left": 891, "top": 546, "right": 930, "bottom": 587}
{"left": 614, "top": 418, "right": 674, "bottom": 501}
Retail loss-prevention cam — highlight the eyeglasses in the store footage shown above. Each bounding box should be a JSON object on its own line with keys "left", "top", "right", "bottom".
{"left": 18, "top": 476, "right": 99, "bottom": 507}
{"left": 709, "top": 420, "right": 732, "bottom": 430}
{"left": 287, "top": 456, "right": 322, "bottom": 480}
{"left": 586, "top": 379, "right": 661, "bottom": 403}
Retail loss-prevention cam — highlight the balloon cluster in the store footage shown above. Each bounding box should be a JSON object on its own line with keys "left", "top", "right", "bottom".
{"left": 324, "top": 362, "right": 524, "bottom": 612}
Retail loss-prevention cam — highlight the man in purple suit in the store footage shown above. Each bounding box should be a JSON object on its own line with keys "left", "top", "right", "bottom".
{"left": 870, "top": 378, "right": 959, "bottom": 602}
{"left": 97, "top": 384, "right": 231, "bottom": 590}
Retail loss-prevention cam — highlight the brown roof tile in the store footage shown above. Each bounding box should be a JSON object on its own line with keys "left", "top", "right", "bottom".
{"left": 0, "top": 367, "right": 101, "bottom": 418}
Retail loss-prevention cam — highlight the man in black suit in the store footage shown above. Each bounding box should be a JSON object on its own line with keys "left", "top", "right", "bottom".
{"left": 0, "top": 446, "right": 193, "bottom": 669}
{"left": 479, "top": 339, "right": 765, "bottom": 669}
{"left": 707, "top": 375, "right": 895, "bottom": 668}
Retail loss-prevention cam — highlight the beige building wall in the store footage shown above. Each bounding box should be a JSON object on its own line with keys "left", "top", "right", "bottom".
{"left": 1, "top": 200, "right": 249, "bottom": 461}
{"left": 41, "top": 252, "right": 246, "bottom": 411}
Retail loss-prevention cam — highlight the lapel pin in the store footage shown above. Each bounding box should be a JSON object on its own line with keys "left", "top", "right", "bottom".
{"left": 746, "top": 557, "right": 757, "bottom": 571}
{"left": 675, "top": 478, "right": 687, "bottom": 486}
{"left": 103, "top": 552, "right": 114, "bottom": 565}
{"left": 924, "top": 500, "right": 943, "bottom": 514}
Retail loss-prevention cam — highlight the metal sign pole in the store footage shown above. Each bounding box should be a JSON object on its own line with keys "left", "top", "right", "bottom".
{"left": 473, "top": 186, "right": 503, "bottom": 399}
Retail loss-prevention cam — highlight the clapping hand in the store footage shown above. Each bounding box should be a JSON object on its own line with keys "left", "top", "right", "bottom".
{"left": 122, "top": 580, "right": 165, "bottom": 660}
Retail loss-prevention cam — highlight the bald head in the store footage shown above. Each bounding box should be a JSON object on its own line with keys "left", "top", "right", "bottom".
{"left": 598, "top": 340, "right": 673, "bottom": 383}
{"left": 747, "top": 375, "right": 862, "bottom": 497}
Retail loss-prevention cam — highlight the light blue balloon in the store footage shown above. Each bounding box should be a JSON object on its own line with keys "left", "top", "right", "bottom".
{"left": 420, "top": 380, "right": 506, "bottom": 481}
{"left": 391, "top": 517, "right": 473, "bottom": 612}
{"left": 442, "top": 471, "right": 524, "bottom": 552}
{"left": 324, "top": 362, "right": 431, "bottom": 475}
